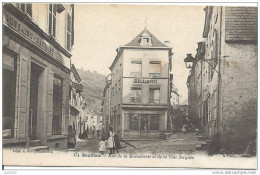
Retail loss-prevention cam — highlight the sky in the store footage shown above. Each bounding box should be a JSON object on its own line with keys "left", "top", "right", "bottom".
{"left": 71, "top": 4, "right": 205, "bottom": 103}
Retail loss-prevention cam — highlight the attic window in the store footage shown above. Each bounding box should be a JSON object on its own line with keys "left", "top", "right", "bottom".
{"left": 140, "top": 32, "right": 152, "bottom": 46}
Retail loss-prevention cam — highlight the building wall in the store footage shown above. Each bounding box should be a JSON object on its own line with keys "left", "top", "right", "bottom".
{"left": 190, "top": 6, "right": 257, "bottom": 153}
{"left": 220, "top": 43, "right": 257, "bottom": 152}
{"left": 2, "top": 3, "right": 73, "bottom": 149}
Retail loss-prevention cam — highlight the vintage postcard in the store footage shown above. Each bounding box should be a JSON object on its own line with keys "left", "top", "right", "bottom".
{"left": 1, "top": 2, "right": 258, "bottom": 170}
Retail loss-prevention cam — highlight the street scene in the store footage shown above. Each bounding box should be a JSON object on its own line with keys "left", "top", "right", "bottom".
{"left": 2, "top": 3, "right": 257, "bottom": 169}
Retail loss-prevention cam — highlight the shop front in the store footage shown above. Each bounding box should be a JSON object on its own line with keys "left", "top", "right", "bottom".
{"left": 3, "top": 6, "right": 70, "bottom": 149}
{"left": 122, "top": 109, "right": 167, "bottom": 139}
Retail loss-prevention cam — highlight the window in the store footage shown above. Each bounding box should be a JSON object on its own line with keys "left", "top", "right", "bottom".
{"left": 3, "top": 52, "right": 17, "bottom": 139}
{"left": 128, "top": 114, "right": 159, "bottom": 131}
{"left": 130, "top": 87, "right": 141, "bottom": 103}
{"left": 150, "top": 115, "right": 159, "bottom": 130}
{"left": 52, "top": 76, "right": 63, "bottom": 135}
{"left": 130, "top": 60, "right": 142, "bottom": 77}
{"left": 129, "top": 114, "right": 139, "bottom": 130}
{"left": 16, "top": 3, "right": 32, "bottom": 17}
{"left": 149, "top": 61, "right": 161, "bottom": 78}
{"left": 48, "top": 4, "right": 57, "bottom": 38}
{"left": 149, "top": 87, "right": 160, "bottom": 103}
{"left": 66, "top": 13, "right": 72, "bottom": 50}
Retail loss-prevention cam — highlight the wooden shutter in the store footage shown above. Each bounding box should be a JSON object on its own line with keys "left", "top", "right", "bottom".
{"left": 48, "top": 4, "right": 52, "bottom": 35}
{"left": 46, "top": 69, "right": 53, "bottom": 136}
{"left": 17, "top": 56, "right": 29, "bottom": 138}
{"left": 63, "top": 78, "right": 70, "bottom": 135}
{"left": 53, "top": 4, "right": 57, "bottom": 38}
{"left": 21, "top": 3, "right": 25, "bottom": 12}
{"left": 66, "top": 14, "right": 71, "bottom": 50}
{"left": 26, "top": 3, "right": 32, "bottom": 17}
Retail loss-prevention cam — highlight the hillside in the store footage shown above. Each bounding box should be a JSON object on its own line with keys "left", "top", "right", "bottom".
{"left": 76, "top": 68, "right": 107, "bottom": 114}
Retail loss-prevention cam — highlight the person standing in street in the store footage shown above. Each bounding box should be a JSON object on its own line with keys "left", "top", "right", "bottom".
{"left": 106, "top": 128, "right": 115, "bottom": 155}
{"left": 99, "top": 136, "right": 107, "bottom": 155}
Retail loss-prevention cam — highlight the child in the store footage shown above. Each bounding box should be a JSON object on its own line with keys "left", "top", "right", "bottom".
{"left": 99, "top": 136, "right": 107, "bottom": 155}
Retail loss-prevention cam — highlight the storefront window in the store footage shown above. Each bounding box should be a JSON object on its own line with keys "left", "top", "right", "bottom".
{"left": 52, "top": 76, "right": 63, "bottom": 135}
{"left": 128, "top": 114, "right": 160, "bottom": 131}
{"left": 129, "top": 114, "right": 139, "bottom": 130}
{"left": 3, "top": 52, "right": 17, "bottom": 139}
{"left": 150, "top": 115, "right": 159, "bottom": 130}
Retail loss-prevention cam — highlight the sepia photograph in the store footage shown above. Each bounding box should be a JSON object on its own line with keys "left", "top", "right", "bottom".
{"left": 1, "top": 1, "right": 258, "bottom": 171}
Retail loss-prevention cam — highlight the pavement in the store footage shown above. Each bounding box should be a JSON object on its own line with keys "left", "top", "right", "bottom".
{"left": 74, "top": 132, "right": 207, "bottom": 155}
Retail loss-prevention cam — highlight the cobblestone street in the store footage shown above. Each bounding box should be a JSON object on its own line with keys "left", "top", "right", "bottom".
{"left": 75, "top": 132, "right": 207, "bottom": 155}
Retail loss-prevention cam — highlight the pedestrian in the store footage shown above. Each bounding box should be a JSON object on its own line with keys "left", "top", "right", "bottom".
{"left": 113, "top": 132, "right": 122, "bottom": 154}
{"left": 106, "top": 128, "right": 115, "bottom": 155}
{"left": 92, "top": 128, "right": 95, "bottom": 138}
{"left": 97, "top": 129, "right": 101, "bottom": 138}
{"left": 68, "top": 125, "right": 76, "bottom": 149}
{"left": 99, "top": 136, "right": 107, "bottom": 155}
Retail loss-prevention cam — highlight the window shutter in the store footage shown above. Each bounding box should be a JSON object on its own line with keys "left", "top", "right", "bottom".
{"left": 26, "top": 3, "right": 32, "bottom": 17}
{"left": 21, "top": 3, "right": 25, "bottom": 12}
{"left": 66, "top": 14, "right": 72, "bottom": 50}
{"left": 46, "top": 69, "right": 53, "bottom": 136}
{"left": 17, "top": 56, "right": 29, "bottom": 139}
{"left": 53, "top": 4, "right": 57, "bottom": 38}
{"left": 48, "top": 5, "right": 52, "bottom": 35}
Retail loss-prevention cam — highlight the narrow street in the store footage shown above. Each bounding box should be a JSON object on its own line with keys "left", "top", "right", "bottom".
{"left": 75, "top": 132, "right": 207, "bottom": 155}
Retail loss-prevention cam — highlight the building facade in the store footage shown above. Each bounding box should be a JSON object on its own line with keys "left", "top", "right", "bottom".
{"left": 101, "top": 74, "right": 112, "bottom": 130}
{"left": 109, "top": 29, "right": 172, "bottom": 139}
{"left": 69, "top": 64, "right": 86, "bottom": 139}
{"left": 186, "top": 6, "right": 257, "bottom": 153}
{"left": 3, "top": 3, "right": 74, "bottom": 149}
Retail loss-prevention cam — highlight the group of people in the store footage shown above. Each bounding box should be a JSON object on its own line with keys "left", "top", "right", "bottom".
{"left": 99, "top": 127, "right": 123, "bottom": 155}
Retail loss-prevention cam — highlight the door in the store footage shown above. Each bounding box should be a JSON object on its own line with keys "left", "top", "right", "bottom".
{"left": 29, "top": 63, "right": 41, "bottom": 140}
{"left": 140, "top": 115, "right": 148, "bottom": 138}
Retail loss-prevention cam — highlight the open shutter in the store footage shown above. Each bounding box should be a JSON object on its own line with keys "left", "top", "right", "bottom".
{"left": 63, "top": 78, "right": 70, "bottom": 135}
{"left": 66, "top": 14, "right": 71, "bottom": 50}
{"left": 53, "top": 4, "right": 57, "bottom": 38}
{"left": 17, "top": 56, "right": 29, "bottom": 139}
{"left": 46, "top": 69, "right": 53, "bottom": 136}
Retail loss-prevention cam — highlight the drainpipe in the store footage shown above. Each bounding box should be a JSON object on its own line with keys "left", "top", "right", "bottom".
{"left": 217, "top": 6, "right": 222, "bottom": 135}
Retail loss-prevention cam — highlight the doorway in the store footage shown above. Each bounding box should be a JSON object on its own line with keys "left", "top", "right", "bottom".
{"left": 29, "top": 62, "right": 43, "bottom": 140}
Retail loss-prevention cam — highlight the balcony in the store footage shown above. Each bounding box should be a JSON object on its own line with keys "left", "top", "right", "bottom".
{"left": 130, "top": 97, "right": 141, "bottom": 103}
{"left": 149, "top": 98, "right": 160, "bottom": 104}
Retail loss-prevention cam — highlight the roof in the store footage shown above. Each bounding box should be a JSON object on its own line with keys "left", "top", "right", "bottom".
{"left": 124, "top": 28, "right": 168, "bottom": 48}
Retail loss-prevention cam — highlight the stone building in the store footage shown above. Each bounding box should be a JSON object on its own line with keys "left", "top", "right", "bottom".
{"left": 69, "top": 64, "right": 86, "bottom": 138}
{"left": 3, "top": 3, "right": 74, "bottom": 149}
{"left": 186, "top": 6, "right": 257, "bottom": 153}
{"left": 109, "top": 28, "right": 173, "bottom": 139}
{"left": 101, "top": 74, "right": 112, "bottom": 130}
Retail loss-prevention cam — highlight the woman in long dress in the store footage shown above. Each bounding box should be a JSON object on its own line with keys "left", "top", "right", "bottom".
{"left": 106, "top": 129, "right": 115, "bottom": 155}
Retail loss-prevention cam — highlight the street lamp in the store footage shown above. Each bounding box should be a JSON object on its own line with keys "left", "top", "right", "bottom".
{"left": 184, "top": 54, "right": 195, "bottom": 69}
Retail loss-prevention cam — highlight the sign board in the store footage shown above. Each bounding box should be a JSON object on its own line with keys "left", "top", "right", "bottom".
{"left": 134, "top": 78, "right": 157, "bottom": 84}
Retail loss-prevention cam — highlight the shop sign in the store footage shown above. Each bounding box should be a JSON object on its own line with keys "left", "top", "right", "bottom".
{"left": 3, "top": 11, "right": 55, "bottom": 56}
{"left": 134, "top": 78, "right": 157, "bottom": 84}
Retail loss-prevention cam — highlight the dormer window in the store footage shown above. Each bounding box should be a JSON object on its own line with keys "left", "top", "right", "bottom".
{"left": 140, "top": 31, "right": 152, "bottom": 46}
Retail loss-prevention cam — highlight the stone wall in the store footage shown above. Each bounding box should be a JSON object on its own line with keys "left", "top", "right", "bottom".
{"left": 220, "top": 43, "right": 257, "bottom": 153}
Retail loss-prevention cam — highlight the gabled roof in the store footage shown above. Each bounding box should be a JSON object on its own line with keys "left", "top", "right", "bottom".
{"left": 124, "top": 28, "right": 168, "bottom": 48}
